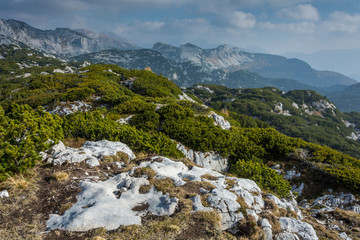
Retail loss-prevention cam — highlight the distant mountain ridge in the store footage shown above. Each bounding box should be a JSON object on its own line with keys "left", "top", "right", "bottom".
{"left": 73, "top": 42, "right": 356, "bottom": 92}
{"left": 153, "top": 42, "right": 357, "bottom": 88}
{"left": 0, "top": 19, "right": 138, "bottom": 57}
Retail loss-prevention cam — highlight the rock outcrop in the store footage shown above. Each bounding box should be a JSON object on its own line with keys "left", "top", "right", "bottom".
{"left": 44, "top": 140, "right": 136, "bottom": 167}
{"left": 208, "top": 111, "right": 231, "bottom": 130}
{"left": 177, "top": 143, "right": 228, "bottom": 171}
{"left": 45, "top": 141, "right": 318, "bottom": 238}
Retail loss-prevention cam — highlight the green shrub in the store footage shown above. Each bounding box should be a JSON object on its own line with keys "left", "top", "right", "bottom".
{"left": 231, "top": 159, "right": 291, "bottom": 197}
{"left": 63, "top": 110, "right": 183, "bottom": 158}
{"left": 0, "top": 104, "right": 63, "bottom": 181}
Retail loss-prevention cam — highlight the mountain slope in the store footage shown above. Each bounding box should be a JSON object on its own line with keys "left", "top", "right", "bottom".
{"left": 0, "top": 19, "right": 138, "bottom": 57}
{"left": 0, "top": 47, "right": 360, "bottom": 239}
{"left": 153, "top": 42, "right": 357, "bottom": 88}
{"left": 330, "top": 83, "right": 360, "bottom": 113}
{"left": 188, "top": 84, "right": 360, "bottom": 158}
{"left": 73, "top": 48, "right": 316, "bottom": 91}
{"left": 284, "top": 48, "right": 360, "bottom": 81}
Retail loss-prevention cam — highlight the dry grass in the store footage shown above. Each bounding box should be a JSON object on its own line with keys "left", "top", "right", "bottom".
{"left": 63, "top": 137, "right": 86, "bottom": 148}
{"left": 102, "top": 152, "right": 130, "bottom": 164}
{"left": 236, "top": 215, "right": 264, "bottom": 240}
{"left": 0, "top": 173, "right": 38, "bottom": 195}
{"left": 133, "top": 167, "right": 157, "bottom": 179}
{"left": 53, "top": 171, "right": 69, "bottom": 182}
{"left": 138, "top": 184, "right": 152, "bottom": 194}
{"left": 201, "top": 174, "right": 219, "bottom": 180}
{"left": 135, "top": 152, "right": 149, "bottom": 159}
{"left": 226, "top": 178, "right": 236, "bottom": 189}
{"left": 237, "top": 196, "right": 250, "bottom": 209}
{"left": 59, "top": 202, "right": 74, "bottom": 215}
{"left": 259, "top": 211, "right": 282, "bottom": 235}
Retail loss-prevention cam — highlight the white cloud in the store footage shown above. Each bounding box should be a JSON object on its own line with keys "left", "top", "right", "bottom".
{"left": 323, "top": 11, "right": 360, "bottom": 33}
{"left": 230, "top": 11, "right": 256, "bottom": 28}
{"left": 259, "top": 21, "right": 316, "bottom": 34}
{"left": 133, "top": 20, "right": 165, "bottom": 31}
{"left": 278, "top": 4, "right": 319, "bottom": 21}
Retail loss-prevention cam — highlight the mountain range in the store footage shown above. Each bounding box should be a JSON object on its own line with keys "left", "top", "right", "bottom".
{"left": 1, "top": 20, "right": 360, "bottom": 240}
{"left": 284, "top": 48, "right": 360, "bottom": 81}
{"left": 0, "top": 19, "right": 138, "bottom": 57}
{"left": 1, "top": 18, "right": 360, "bottom": 112}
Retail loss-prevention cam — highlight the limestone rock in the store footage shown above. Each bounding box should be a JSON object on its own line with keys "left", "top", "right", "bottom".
{"left": 47, "top": 140, "right": 66, "bottom": 155}
{"left": 278, "top": 217, "right": 318, "bottom": 240}
{"left": 47, "top": 175, "right": 178, "bottom": 231}
{"left": 49, "top": 140, "right": 135, "bottom": 167}
{"left": 177, "top": 143, "right": 228, "bottom": 171}
{"left": 0, "top": 190, "right": 9, "bottom": 198}
{"left": 310, "top": 192, "right": 359, "bottom": 214}
{"left": 261, "top": 218, "right": 273, "bottom": 240}
{"left": 208, "top": 111, "right": 231, "bottom": 130}
{"left": 266, "top": 194, "right": 303, "bottom": 220}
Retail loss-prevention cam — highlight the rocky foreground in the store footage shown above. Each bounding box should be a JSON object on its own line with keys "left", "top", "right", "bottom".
{"left": 1, "top": 140, "right": 359, "bottom": 239}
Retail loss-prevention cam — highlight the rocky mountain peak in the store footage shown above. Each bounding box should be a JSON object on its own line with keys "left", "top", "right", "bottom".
{"left": 0, "top": 19, "right": 138, "bottom": 57}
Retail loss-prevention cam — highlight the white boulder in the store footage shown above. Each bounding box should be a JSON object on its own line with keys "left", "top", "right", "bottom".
{"left": 208, "top": 112, "right": 231, "bottom": 130}
{"left": 49, "top": 140, "right": 135, "bottom": 167}
{"left": 278, "top": 217, "right": 318, "bottom": 240}
{"left": 177, "top": 143, "right": 228, "bottom": 171}
{"left": 0, "top": 190, "right": 9, "bottom": 198}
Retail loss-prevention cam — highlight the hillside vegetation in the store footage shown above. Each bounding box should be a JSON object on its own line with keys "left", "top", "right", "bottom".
{"left": 189, "top": 84, "right": 360, "bottom": 159}
{"left": 1, "top": 45, "right": 360, "bottom": 200}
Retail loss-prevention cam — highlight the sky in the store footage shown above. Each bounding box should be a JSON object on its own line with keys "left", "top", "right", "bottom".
{"left": 1, "top": 0, "right": 360, "bottom": 54}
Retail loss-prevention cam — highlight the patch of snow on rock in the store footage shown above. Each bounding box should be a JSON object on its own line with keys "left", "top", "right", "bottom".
{"left": 177, "top": 143, "right": 228, "bottom": 171}
{"left": 208, "top": 111, "right": 231, "bottom": 130}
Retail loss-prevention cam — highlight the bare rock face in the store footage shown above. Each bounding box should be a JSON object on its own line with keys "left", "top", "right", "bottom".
{"left": 0, "top": 19, "right": 138, "bottom": 57}
{"left": 177, "top": 143, "right": 229, "bottom": 171}
{"left": 47, "top": 175, "right": 178, "bottom": 231}
{"left": 277, "top": 217, "right": 318, "bottom": 240}
{"left": 308, "top": 192, "right": 359, "bottom": 214}
{"left": 208, "top": 111, "right": 231, "bottom": 130}
{"left": 45, "top": 144, "right": 318, "bottom": 238}
{"left": 45, "top": 140, "right": 135, "bottom": 167}
{"left": 0, "top": 190, "right": 9, "bottom": 198}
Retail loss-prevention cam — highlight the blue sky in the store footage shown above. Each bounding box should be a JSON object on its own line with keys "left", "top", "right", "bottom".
{"left": 1, "top": 0, "right": 360, "bottom": 54}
